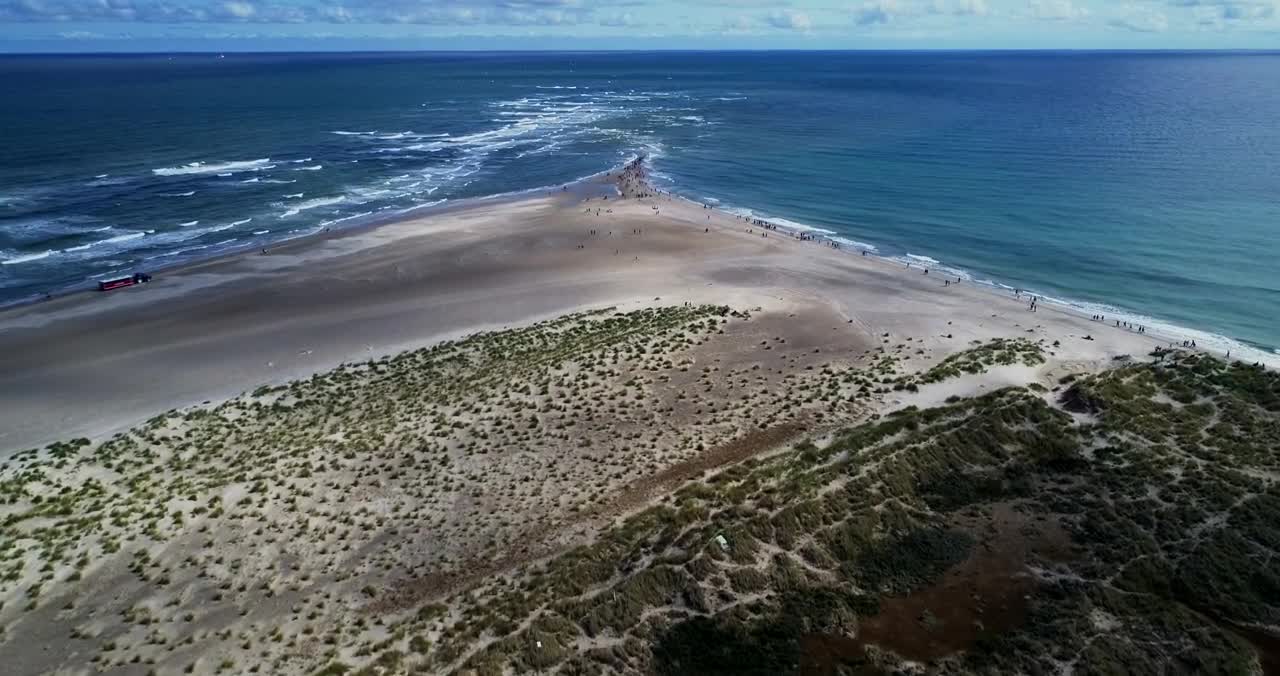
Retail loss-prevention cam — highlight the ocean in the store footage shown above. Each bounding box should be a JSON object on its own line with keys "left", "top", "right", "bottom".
{"left": 1, "top": 51, "right": 1277, "bottom": 360}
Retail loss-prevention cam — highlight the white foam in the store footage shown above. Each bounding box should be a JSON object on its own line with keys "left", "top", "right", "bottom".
{"left": 62, "top": 231, "right": 146, "bottom": 253}
{"left": 279, "top": 196, "right": 345, "bottom": 219}
{"left": 723, "top": 207, "right": 836, "bottom": 235}
{"left": 178, "top": 220, "right": 199, "bottom": 227}
{"left": 253, "top": 229, "right": 269, "bottom": 235}
{"left": 230, "top": 218, "right": 252, "bottom": 227}
{"left": 241, "top": 177, "right": 261, "bottom": 184}
{"left": 2, "top": 250, "right": 53, "bottom": 265}
{"left": 87, "top": 176, "right": 131, "bottom": 187}
{"left": 152, "top": 158, "right": 272, "bottom": 177}
{"left": 330, "top": 130, "right": 375, "bottom": 136}
{"left": 318, "top": 210, "right": 375, "bottom": 227}
{"left": 283, "top": 193, "right": 304, "bottom": 199}
{"left": 293, "top": 165, "right": 324, "bottom": 171}
{"left": 389, "top": 200, "right": 446, "bottom": 217}
{"left": 884, "top": 253, "right": 972, "bottom": 281}
{"left": 1024, "top": 294, "right": 1280, "bottom": 368}
{"left": 163, "top": 191, "right": 196, "bottom": 197}
{"left": 830, "top": 236, "right": 878, "bottom": 252}
{"left": 146, "top": 247, "right": 204, "bottom": 260}
{"left": 101, "top": 231, "right": 146, "bottom": 245}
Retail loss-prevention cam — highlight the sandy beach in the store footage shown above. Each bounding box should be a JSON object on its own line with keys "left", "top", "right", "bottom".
{"left": 0, "top": 170, "right": 1163, "bottom": 456}
{"left": 4, "top": 163, "right": 1277, "bottom": 676}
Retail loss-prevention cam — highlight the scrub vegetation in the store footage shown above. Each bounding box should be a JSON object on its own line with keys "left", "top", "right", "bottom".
{"left": 2, "top": 306, "right": 1276, "bottom": 675}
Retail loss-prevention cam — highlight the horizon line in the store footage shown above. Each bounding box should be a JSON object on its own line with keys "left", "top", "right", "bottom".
{"left": 5, "top": 47, "right": 1280, "bottom": 56}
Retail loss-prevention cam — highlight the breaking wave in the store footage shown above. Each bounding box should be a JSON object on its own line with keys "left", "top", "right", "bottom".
{"left": 152, "top": 159, "right": 273, "bottom": 177}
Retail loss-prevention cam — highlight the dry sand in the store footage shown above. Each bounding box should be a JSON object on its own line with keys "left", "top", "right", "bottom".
{"left": 0, "top": 174, "right": 1162, "bottom": 456}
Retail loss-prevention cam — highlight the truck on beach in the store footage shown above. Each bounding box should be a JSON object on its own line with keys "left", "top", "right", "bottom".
{"left": 97, "top": 272, "right": 152, "bottom": 292}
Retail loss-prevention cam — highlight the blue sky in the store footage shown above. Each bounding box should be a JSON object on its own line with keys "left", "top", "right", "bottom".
{"left": 1, "top": 0, "right": 1278, "bottom": 51}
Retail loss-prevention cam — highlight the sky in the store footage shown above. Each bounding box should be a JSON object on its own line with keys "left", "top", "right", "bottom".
{"left": 0, "top": 0, "right": 1278, "bottom": 52}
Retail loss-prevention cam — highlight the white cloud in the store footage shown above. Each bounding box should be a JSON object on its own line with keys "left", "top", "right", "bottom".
{"left": 599, "top": 11, "right": 637, "bottom": 26}
{"left": 222, "top": 1, "right": 256, "bottom": 19}
{"left": 1030, "top": 0, "right": 1089, "bottom": 20}
{"left": 0, "top": 0, "right": 616, "bottom": 25}
{"left": 722, "top": 13, "right": 754, "bottom": 31}
{"left": 1169, "top": 0, "right": 1278, "bottom": 21}
{"left": 765, "top": 8, "right": 811, "bottom": 29}
{"left": 854, "top": 0, "right": 990, "bottom": 26}
{"left": 935, "top": 0, "right": 989, "bottom": 16}
{"left": 1110, "top": 7, "right": 1170, "bottom": 31}
{"left": 854, "top": 0, "right": 901, "bottom": 25}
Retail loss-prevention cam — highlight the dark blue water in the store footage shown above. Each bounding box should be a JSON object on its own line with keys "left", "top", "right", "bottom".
{"left": 1, "top": 52, "right": 1277, "bottom": 360}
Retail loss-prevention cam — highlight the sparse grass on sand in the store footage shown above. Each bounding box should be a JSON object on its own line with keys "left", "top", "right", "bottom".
{"left": 3, "top": 303, "right": 1276, "bottom": 675}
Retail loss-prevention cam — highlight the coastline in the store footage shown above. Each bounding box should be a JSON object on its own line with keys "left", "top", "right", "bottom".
{"left": 0, "top": 157, "right": 1270, "bottom": 454}
{"left": 0, "top": 165, "right": 625, "bottom": 312}
{"left": 650, "top": 180, "right": 1280, "bottom": 369}
{"left": 5, "top": 154, "right": 1272, "bottom": 369}
{"left": 639, "top": 159, "right": 1278, "bottom": 369}
{"left": 4, "top": 156, "right": 1279, "bottom": 676}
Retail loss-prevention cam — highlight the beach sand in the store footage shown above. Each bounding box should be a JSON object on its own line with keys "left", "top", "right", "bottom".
{"left": 0, "top": 167, "right": 1213, "bottom": 676}
{"left": 0, "top": 173, "right": 1162, "bottom": 456}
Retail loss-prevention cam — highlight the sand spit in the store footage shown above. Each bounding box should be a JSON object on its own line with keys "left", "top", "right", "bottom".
{"left": 0, "top": 165, "right": 1160, "bottom": 455}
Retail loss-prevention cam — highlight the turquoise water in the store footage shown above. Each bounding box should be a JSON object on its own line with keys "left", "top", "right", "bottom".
{"left": 1, "top": 51, "right": 1277, "bottom": 359}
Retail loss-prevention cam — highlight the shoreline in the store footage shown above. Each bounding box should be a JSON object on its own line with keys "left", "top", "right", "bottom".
{"left": 0, "top": 158, "right": 1269, "bottom": 453}
{"left": 632, "top": 162, "right": 1279, "bottom": 369}
{"left": 0, "top": 166, "right": 623, "bottom": 312}
{"left": 3, "top": 156, "right": 1273, "bottom": 369}
{"left": 649, "top": 180, "right": 1280, "bottom": 370}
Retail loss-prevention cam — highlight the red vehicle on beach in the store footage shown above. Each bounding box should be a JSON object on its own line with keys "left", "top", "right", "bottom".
{"left": 97, "top": 272, "right": 152, "bottom": 292}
